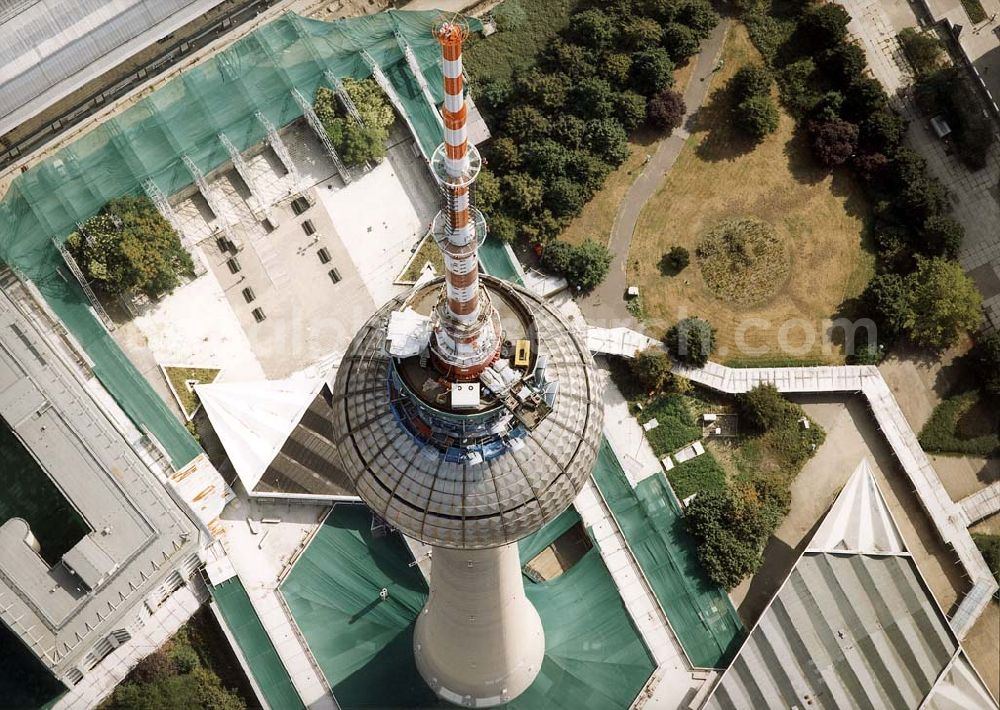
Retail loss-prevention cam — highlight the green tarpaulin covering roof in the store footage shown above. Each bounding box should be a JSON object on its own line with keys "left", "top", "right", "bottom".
{"left": 280, "top": 504, "right": 655, "bottom": 710}
{"left": 591, "top": 439, "right": 746, "bottom": 669}
{"left": 0, "top": 10, "right": 480, "bottom": 468}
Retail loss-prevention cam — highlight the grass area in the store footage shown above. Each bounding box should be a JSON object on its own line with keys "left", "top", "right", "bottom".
{"left": 629, "top": 24, "right": 874, "bottom": 363}
{"left": 164, "top": 366, "right": 221, "bottom": 420}
{"left": 973, "top": 533, "right": 1000, "bottom": 583}
{"left": 398, "top": 234, "right": 444, "bottom": 282}
{"left": 100, "top": 607, "right": 256, "bottom": 710}
{"left": 697, "top": 217, "right": 789, "bottom": 306}
{"left": 919, "top": 390, "right": 1000, "bottom": 456}
{"left": 637, "top": 394, "right": 704, "bottom": 456}
{"left": 722, "top": 355, "right": 827, "bottom": 368}
{"left": 463, "top": 0, "right": 582, "bottom": 84}
{"left": 961, "top": 0, "right": 989, "bottom": 23}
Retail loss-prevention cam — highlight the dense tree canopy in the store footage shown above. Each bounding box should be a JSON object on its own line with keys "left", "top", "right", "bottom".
{"left": 314, "top": 80, "right": 394, "bottom": 166}
{"left": 665, "top": 317, "right": 715, "bottom": 366}
{"left": 901, "top": 258, "right": 983, "bottom": 349}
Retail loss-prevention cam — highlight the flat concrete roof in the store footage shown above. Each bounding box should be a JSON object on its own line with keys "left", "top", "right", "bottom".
{"left": 0, "top": 286, "right": 201, "bottom": 681}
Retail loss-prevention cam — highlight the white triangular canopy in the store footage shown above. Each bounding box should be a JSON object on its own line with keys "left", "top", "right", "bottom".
{"left": 924, "top": 650, "right": 999, "bottom": 710}
{"left": 807, "top": 459, "right": 906, "bottom": 555}
{"left": 196, "top": 375, "right": 325, "bottom": 492}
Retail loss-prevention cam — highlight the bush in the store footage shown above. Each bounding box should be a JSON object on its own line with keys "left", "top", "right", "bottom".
{"left": 632, "top": 347, "right": 674, "bottom": 392}
{"left": 731, "top": 63, "right": 773, "bottom": 103}
{"left": 809, "top": 117, "right": 859, "bottom": 166}
{"left": 647, "top": 88, "right": 687, "bottom": 131}
{"left": 685, "top": 481, "right": 786, "bottom": 589}
{"left": 919, "top": 391, "right": 999, "bottom": 456}
{"left": 971, "top": 332, "right": 1000, "bottom": 395}
{"left": 918, "top": 215, "right": 963, "bottom": 258}
{"left": 737, "top": 383, "right": 795, "bottom": 432}
{"left": 669, "top": 452, "right": 728, "bottom": 500}
{"left": 665, "top": 317, "right": 716, "bottom": 366}
{"left": 973, "top": 534, "right": 1000, "bottom": 582}
{"left": 737, "top": 94, "right": 780, "bottom": 141}
{"left": 661, "top": 245, "right": 691, "bottom": 273}
{"left": 898, "top": 28, "right": 944, "bottom": 76}
{"left": 65, "top": 196, "right": 194, "bottom": 299}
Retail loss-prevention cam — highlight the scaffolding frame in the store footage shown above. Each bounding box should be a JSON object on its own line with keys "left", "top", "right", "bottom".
{"left": 219, "top": 132, "right": 273, "bottom": 223}
{"left": 255, "top": 111, "right": 302, "bottom": 194}
{"left": 291, "top": 88, "right": 352, "bottom": 184}
{"left": 395, "top": 31, "right": 443, "bottom": 131}
{"left": 53, "top": 236, "right": 115, "bottom": 331}
{"left": 326, "top": 71, "right": 364, "bottom": 126}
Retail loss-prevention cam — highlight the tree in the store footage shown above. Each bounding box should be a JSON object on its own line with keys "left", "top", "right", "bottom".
{"left": 547, "top": 177, "right": 587, "bottom": 217}
{"left": 738, "top": 383, "right": 793, "bottom": 432}
{"left": 678, "top": 0, "right": 720, "bottom": 38}
{"left": 503, "top": 106, "right": 550, "bottom": 142}
{"left": 631, "top": 48, "right": 675, "bottom": 95}
{"left": 842, "top": 76, "right": 887, "bottom": 123}
{"left": 898, "top": 27, "right": 943, "bottom": 76}
{"left": 615, "top": 90, "right": 649, "bottom": 131}
{"left": 661, "top": 22, "right": 701, "bottom": 63}
{"left": 665, "top": 317, "right": 715, "bottom": 366}
{"left": 799, "top": 3, "right": 852, "bottom": 51}
{"left": 736, "top": 94, "right": 780, "bottom": 141}
{"left": 66, "top": 196, "right": 194, "bottom": 299}
{"left": 566, "top": 238, "right": 612, "bottom": 290}
{"left": 859, "top": 108, "right": 906, "bottom": 153}
{"left": 585, "top": 118, "right": 631, "bottom": 166}
{"left": 647, "top": 88, "right": 686, "bottom": 131}
{"left": 543, "top": 39, "right": 596, "bottom": 80}
{"left": 632, "top": 347, "right": 673, "bottom": 391}
{"left": 917, "top": 215, "right": 963, "bottom": 259}
{"left": 600, "top": 52, "right": 634, "bottom": 85}
{"left": 501, "top": 173, "right": 545, "bottom": 216}
{"left": 489, "top": 137, "right": 522, "bottom": 171}
{"left": 490, "top": 214, "right": 518, "bottom": 244}
{"left": 551, "top": 115, "right": 588, "bottom": 150}
{"left": 970, "top": 332, "right": 1000, "bottom": 395}
{"left": 314, "top": 82, "right": 393, "bottom": 167}
{"left": 852, "top": 151, "right": 890, "bottom": 183}
{"left": 660, "top": 245, "right": 690, "bottom": 273}
{"left": 902, "top": 257, "right": 983, "bottom": 348}
{"left": 475, "top": 169, "right": 502, "bottom": 214}
{"left": 863, "top": 272, "right": 909, "bottom": 342}
{"left": 522, "top": 139, "right": 571, "bottom": 178}
{"left": 571, "top": 76, "right": 617, "bottom": 120}
{"left": 569, "top": 8, "right": 617, "bottom": 50}
{"left": 570, "top": 150, "right": 613, "bottom": 192}
{"left": 540, "top": 240, "right": 574, "bottom": 274}
{"left": 624, "top": 17, "right": 664, "bottom": 50}
{"left": 809, "top": 117, "right": 858, "bottom": 166}
{"left": 779, "top": 58, "right": 822, "bottom": 117}
{"left": 515, "top": 70, "right": 570, "bottom": 112}
{"left": 819, "top": 43, "right": 868, "bottom": 89}
{"left": 731, "top": 63, "right": 772, "bottom": 103}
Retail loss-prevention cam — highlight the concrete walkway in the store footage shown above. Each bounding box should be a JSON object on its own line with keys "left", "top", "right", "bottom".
{"left": 959, "top": 481, "right": 1000, "bottom": 524}
{"left": 579, "top": 19, "right": 732, "bottom": 328}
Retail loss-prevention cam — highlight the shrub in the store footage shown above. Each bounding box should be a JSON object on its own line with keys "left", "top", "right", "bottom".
{"left": 779, "top": 58, "right": 822, "bottom": 116}
{"left": 632, "top": 347, "right": 674, "bottom": 391}
{"left": 541, "top": 238, "right": 612, "bottom": 290}
{"left": 631, "top": 48, "right": 675, "bottom": 94}
{"left": 647, "top": 88, "right": 687, "bottom": 131}
{"left": 737, "top": 94, "right": 780, "bottom": 141}
{"left": 798, "top": 3, "right": 852, "bottom": 51}
{"left": 661, "top": 245, "right": 691, "bottom": 273}
{"left": 737, "top": 383, "right": 795, "bottom": 432}
{"left": 665, "top": 317, "right": 716, "bottom": 366}
{"left": 859, "top": 108, "right": 906, "bottom": 153}
{"left": 668, "top": 453, "right": 728, "bottom": 499}
{"left": 842, "top": 76, "right": 888, "bottom": 123}
{"left": 863, "top": 272, "right": 909, "bottom": 342}
{"left": 65, "top": 196, "right": 194, "bottom": 299}
{"left": 809, "top": 117, "right": 859, "bottom": 166}
{"left": 902, "top": 257, "right": 983, "bottom": 348}
{"left": 898, "top": 28, "right": 944, "bottom": 76}
{"left": 819, "top": 43, "right": 867, "bottom": 89}
{"left": 131, "top": 650, "right": 177, "bottom": 684}
{"left": 919, "top": 391, "right": 999, "bottom": 456}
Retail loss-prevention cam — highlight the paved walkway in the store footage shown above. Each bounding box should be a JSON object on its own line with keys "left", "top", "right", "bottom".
{"left": 578, "top": 19, "right": 732, "bottom": 328}
{"left": 837, "top": 0, "right": 1000, "bottom": 332}
{"left": 959, "top": 481, "right": 1000, "bottom": 524}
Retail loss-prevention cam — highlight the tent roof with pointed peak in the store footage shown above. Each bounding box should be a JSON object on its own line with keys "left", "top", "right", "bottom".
{"left": 807, "top": 459, "right": 907, "bottom": 555}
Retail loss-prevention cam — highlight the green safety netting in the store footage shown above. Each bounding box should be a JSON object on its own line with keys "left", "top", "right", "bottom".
{"left": 280, "top": 504, "right": 655, "bottom": 710}
{"left": 591, "top": 439, "right": 745, "bottom": 669}
{"left": 517, "top": 506, "right": 579, "bottom": 562}
{"left": 210, "top": 577, "right": 304, "bottom": 710}
{"left": 0, "top": 10, "right": 485, "bottom": 468}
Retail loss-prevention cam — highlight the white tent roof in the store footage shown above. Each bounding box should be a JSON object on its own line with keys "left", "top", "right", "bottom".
{"left": 196, "top": 375, "right": 325, "bottom": 492}
{"left": 807, "top": 459, "right": 906, "bottom": 555}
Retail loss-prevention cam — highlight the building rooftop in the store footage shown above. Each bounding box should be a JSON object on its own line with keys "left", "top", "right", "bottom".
{"left": 0, "top": 285, "right": 202, "bottom": 683}
{"left": 704, "top": 461, "right": 998, "bottom": 709}
{"left": 0, "top": 0, "right": 224, "bottom": 138}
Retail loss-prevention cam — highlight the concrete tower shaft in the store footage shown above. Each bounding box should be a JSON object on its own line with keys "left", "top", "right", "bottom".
{"left": 430, "top": 19, "right": 499, "bottom": 381}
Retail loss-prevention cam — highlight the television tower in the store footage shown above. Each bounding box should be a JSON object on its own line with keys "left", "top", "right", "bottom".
{"left": 329, "top": 16, "right": 603, "bottom": 708}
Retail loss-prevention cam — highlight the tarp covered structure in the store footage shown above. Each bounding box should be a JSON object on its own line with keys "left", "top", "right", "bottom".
{"left": 591, "top": 439, "right": 745, "bottom": 669}
{"left": 0, "top": 10, "right": 480, "bottom": 468}
{"left": 279, "top": 504, "right": 656, "bottom": 710}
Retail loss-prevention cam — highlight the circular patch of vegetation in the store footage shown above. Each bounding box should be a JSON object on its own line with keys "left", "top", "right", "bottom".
{"left": 696, "top": 218, "right": 789, "bottom": 306}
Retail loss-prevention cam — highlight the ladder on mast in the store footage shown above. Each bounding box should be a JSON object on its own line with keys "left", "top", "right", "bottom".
{"left": 291, "top": 88, "right": 352, "bottom": 184}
